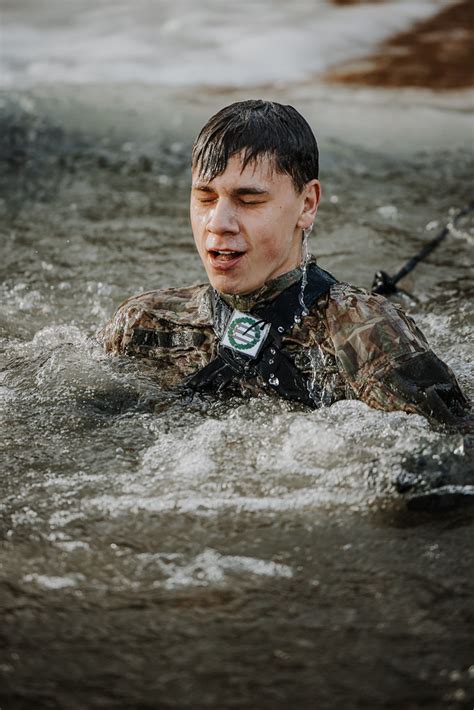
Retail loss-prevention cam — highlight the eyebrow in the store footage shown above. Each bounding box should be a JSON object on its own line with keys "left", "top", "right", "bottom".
{"left": 192, "top": 183, "right": 269, "bottom": 196}
{"left": 233, "top": 187, "right": 269, "bottom": 196}
{"left": 191, "top": 184, "right": 214, "bottom": 192}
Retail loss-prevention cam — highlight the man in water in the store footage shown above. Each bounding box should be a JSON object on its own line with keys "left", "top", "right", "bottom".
{"left": 101, "top": 99, "right": 468, "bottom": 425}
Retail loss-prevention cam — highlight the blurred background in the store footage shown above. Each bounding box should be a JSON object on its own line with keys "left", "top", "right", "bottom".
{"left": 2, "top": 0, "right": 473, "bottom": 89}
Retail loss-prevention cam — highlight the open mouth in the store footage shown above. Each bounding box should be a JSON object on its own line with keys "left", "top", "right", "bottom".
{"left": 207, "top": 249, "right": 246, "bottom": 270}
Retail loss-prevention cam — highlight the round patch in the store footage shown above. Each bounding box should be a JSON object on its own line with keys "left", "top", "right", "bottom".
{"left": 227, "top": 317, "right": 262, "bottom": 350}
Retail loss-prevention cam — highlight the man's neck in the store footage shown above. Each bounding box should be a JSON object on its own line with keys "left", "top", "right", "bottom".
{"left": 217, "top": 258, "right": 316, "bottom": 313}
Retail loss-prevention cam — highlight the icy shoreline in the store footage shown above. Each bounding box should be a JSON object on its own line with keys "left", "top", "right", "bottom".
{"left": 1, "top": 0, "right": 459, "bottom": 89}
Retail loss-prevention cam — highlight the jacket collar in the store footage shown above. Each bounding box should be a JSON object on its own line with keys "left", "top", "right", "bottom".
{"left": 215, "top": 258, "right": 316, "bottom": 313}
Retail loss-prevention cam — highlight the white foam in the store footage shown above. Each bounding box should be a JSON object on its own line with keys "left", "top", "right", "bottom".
{"left": 49, "top": 510, "right": 86, "bottom": 528}
{"left": 148, "top": 548, "right": 293, "bottom": 589}
{"left": 377, "top": 205, "right": 399, "bottom": 220}
{"left": 22, "top": 573, "right": 83, "bottom": 589}
{"left": 55, "top": 540, "right": 91, "bottom": 551}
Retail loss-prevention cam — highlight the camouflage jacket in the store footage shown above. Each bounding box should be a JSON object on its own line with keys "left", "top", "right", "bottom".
{"left": 100, "top": 260, "right": 469, "bottom": 424}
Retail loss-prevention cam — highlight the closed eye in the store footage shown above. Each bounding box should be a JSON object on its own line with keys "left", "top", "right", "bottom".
{"left": 197, "top": 197, "right": 265, "bottom": 206}
{"left": 239, "top": 199, "right": 266, "bottom": 205}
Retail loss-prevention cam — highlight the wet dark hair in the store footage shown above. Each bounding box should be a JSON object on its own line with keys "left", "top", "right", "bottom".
{"left": 192, "top": 99, "right": 319, "bottom": 193}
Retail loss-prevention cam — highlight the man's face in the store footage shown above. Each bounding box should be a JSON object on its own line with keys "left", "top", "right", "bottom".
{"left": 190, "top": 153, "right": 319, "bottom": 295}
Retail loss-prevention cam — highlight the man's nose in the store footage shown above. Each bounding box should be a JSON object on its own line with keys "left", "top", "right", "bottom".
{"left": 206, "top": 198, "right": 239, "bottom": 235}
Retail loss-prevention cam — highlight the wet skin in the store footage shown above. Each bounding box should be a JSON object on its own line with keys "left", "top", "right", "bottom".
{"left": 190, "top": 153, "right": 321, "bottom": 295}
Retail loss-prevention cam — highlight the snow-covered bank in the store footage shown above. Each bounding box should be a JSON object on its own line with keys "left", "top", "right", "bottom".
{"left": 1, "top": 0, "right": 456, "bottom": 89}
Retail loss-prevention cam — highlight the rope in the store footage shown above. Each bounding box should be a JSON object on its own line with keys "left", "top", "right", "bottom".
{"left": 371, "top": 202, "right": 474, "bottom": 295}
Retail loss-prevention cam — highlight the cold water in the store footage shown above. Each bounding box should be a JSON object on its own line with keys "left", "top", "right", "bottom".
{"left": 1, "top": 83, "right": 473, "bottom": 708}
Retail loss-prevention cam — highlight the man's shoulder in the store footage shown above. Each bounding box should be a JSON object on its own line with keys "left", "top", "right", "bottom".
{"left": 324, "top": 281, "right": 424, "bottom": 337}
{"left": 321, "top": 281, "right": 430, "bottom": 373}
{"left": 325, "top": 281, "right": 396, "bottom": 316}
{"left": 114, "top": 283, "right": 213, "bottom": 325}
{"left": 100, "top": 282, "right": 213, "bottom": 354}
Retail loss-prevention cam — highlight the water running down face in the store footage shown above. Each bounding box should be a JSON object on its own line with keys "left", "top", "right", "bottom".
{"left": 190, "top": 153, "right": 320, "bottom": 295}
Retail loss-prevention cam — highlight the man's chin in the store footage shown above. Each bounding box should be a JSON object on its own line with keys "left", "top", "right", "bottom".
{"left": 207, "top": 271, "right": 262, "bottom": 296}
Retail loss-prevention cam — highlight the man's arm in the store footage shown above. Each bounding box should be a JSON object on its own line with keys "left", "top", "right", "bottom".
{"left": 99, "top": 284, "right": 212, "bottom": 356}
{"left": 99, "top": 293, "right": 144, "bottom": 355}
{"left": 324, "top": 284, "right": 470, "bottom": 425}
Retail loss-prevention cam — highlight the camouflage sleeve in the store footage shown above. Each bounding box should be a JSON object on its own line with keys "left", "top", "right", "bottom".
{"left": 98, "top": 284, "right": 213, "bottom": 356}
{"left": 97, "top": 286, "right": 217, "bottom": 398}
{"left": 324, "top": 284, "right": 470, "bottom": 424}
{"left": 98, "top": 291, "right": 157, "bottom": 355}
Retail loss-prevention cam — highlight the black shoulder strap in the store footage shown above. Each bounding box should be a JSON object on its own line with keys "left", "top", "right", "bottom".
{"left": 256, "top": 265, "right": 337, "bottom": 331}
{"left": 184, "top": 264, "right": 337, "bottom": 406}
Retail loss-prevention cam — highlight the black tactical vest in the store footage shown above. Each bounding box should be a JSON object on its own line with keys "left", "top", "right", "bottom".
{"left": 185, "top": 264, "right": 338, "bottom": 406}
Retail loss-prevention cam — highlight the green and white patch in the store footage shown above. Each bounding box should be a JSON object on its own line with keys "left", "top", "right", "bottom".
{"left": 222, "top": 310, "right": 270, "bottom": 358}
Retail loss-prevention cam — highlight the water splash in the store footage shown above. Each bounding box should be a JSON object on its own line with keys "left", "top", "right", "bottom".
{"left": 157, "top": 549, "right": 293, "bottom": 590}
{"left": 307, "top": 347, "right": 320, "bottom": 403}
{"left": 297, "top": 225, "right": 312, "bottom": 320}
{"left": 447, "top": 220, "right": 474, "bottom": 245}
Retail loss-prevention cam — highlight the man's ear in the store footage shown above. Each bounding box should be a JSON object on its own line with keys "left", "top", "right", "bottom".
{"left": 297, "top": 179, "right": 321, "bottom": 230}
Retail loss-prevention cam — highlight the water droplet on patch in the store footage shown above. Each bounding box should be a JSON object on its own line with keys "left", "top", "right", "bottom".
{"left": 268, "top": 374, "right": 279, "bottom": 386}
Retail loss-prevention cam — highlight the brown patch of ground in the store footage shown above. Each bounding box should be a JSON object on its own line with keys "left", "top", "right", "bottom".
{"left": 326, "top": 0, "right": 474, "bottom": 89}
